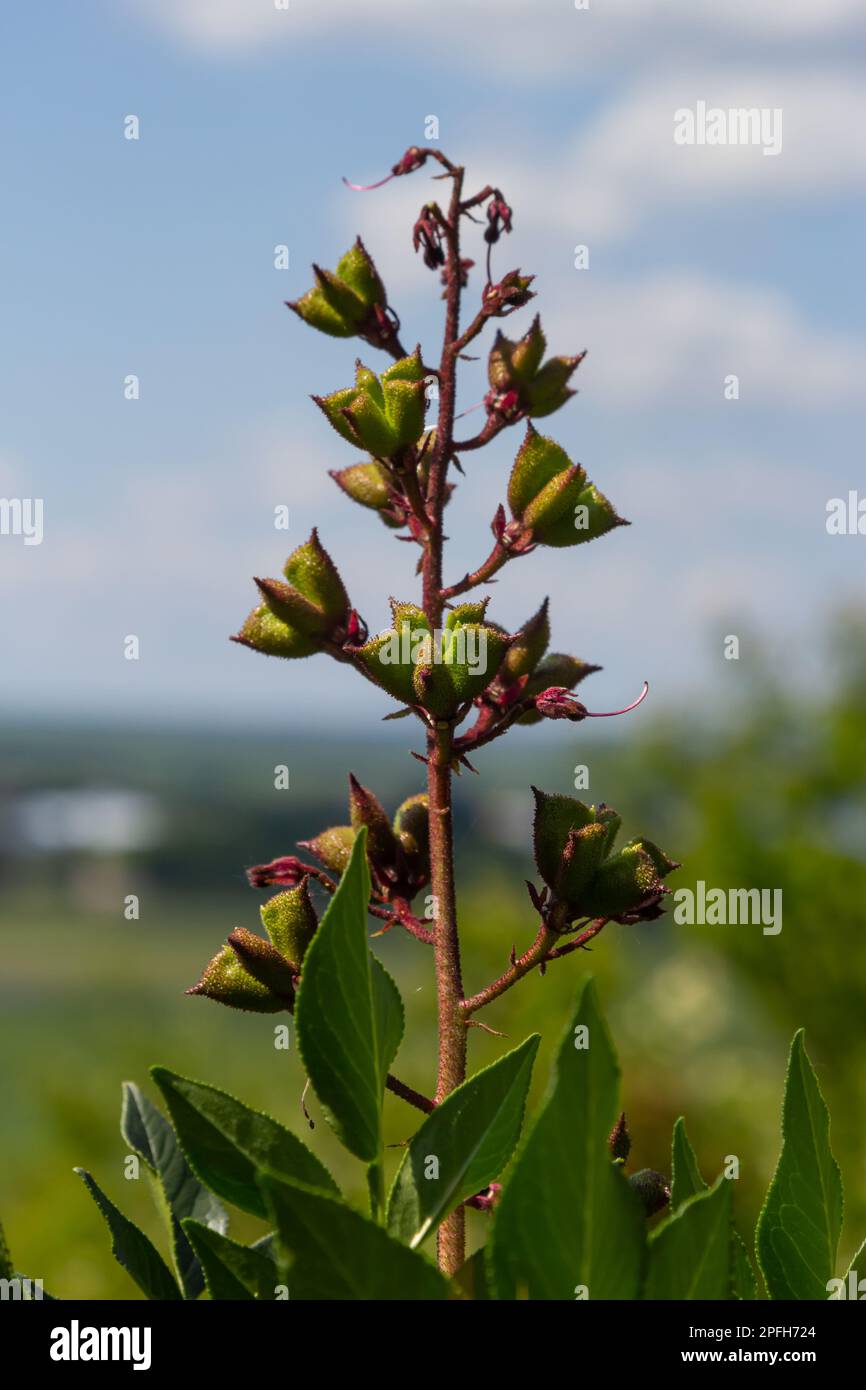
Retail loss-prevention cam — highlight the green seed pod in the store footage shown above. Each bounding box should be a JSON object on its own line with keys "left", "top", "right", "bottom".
{"left": 330, "top": 461, "right": 401, "bottom": 527}
{"left": 499, "top": 598, "right": 550, "bottom": 681}
{"left": 227, "top": 928, "right": 297, "bottom": 1000}
{"left": 624, "top": 838, "right": 681, "bottom": 878}
{"left": 360, "top": 600, "right": 509, "bottom": 716}
{"left": 487, "top": 318, "right": 581, "bottom": 418}
{"left": 507, "top": 424, "right": 626, "bottom": 549}
{"left": 314, "top": 352, "right": 427, "bottom": 460}
{"left": 558, "top": 821, "right": 610, "bottom": 902}
{"left": 349, "top": 773, "right": 398, "bottom": 866}
{"left": 508, "top": 316, "right": 548, "bottom": 384}
{"left": 580, "top": 844, "right": 664, "bottom": 919}
{"left": 532, "top": 788, "right": 596, "bottom": 891}
{"left": 525, "top": 355, "right": 582, "bottom": 418}
{"left": 187, "top": 944, "right": 286, "bottom": 1014}
{"left": 232, "top": 603, "right": 323, "bottom": 660}
{"left": 393, "top": 793, "right": 429, "bottom": 876}
{"left": 282, "top": 529, "right": 349, "bottom": 625}
{"left": 287, "top": 238, "right": 386, "bottom": 339}
{"left": 260, "top": 880, "right": 318, "bottom": 967}
{"left": 335, "top": 238, "right": 386, "bottom": 307}
{"left": 303, "top": 825, "right": 356, "bottom": 878}
{"left": 232, "top": 531, "right": 349, "bottom": 660}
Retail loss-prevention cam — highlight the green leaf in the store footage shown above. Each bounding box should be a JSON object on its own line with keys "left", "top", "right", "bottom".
{"left": 151, "top": 1070, "right": 337, "bottom": 1220}
{"left": 182, "top": 1221, "right": 277, "bottom": 1301}
{"left": 453, "top": 1248, "right": 491, "bottom": 1301}
{"left": 670, "top": 1116, "right": 706, "bottom": 1210}
{"left": 121, "top": 1082, "right": 227, "bottom": 1300}
{"left": 644, "top": 1178, "right": 733, "bottom": 1299}
{"left": 387, "top": 1035, "right": 540, "bottom": 1248}
{"left": 0, "top": 1219, "right": 13, "bottom": 1280}
{"left": 487, "top": 979, "right": 645, "bottom": 1299}
{"left": 756, "top": 1029, "right": 843, "bottom": 1300}
{"left": 75, "top": 1169, "right": 181, "bottom": 1301}
{"left": 670, "top": 1118, "right": 756, "bottom": 1299}
{"left": 294, "top": 828, "right": 404, "bottom": 1162}
{"left": 260, "top": 1173, "right": 450, "bottom": 1300}
{"left": 733, "top": 1235, "right": 759, "bottom": 1301}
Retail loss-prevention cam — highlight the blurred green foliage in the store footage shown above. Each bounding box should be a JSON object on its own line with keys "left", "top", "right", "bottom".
{"left": 2, "top": 619, "right": 864, "bottom": 1297}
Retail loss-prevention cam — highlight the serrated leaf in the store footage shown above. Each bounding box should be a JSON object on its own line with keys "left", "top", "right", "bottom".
{"left": 151, "top": 1070, "right": 337, "bottom": 1220}
{"left": 644, "top": 1178, "right": 733, "bottom": 1299}
{"left": 756, "top": 1030, "right": 843, "bottom": 1300}
{"left": 121, "top": 1082, "right": 227, "bottom": 1300}
{"left": 75, "top": 1169, "right": 181, "bottom": 1301}
{"left": 294, "top": 828, "right": 404, "bottom": 1162}
{"left": 182, "top": 1220, "right": 277, "bottom": 1301}
{"left": 260, "top": 1173, "right": 450, "bottom": 1300}
{"left": 670, "top": 1115, "right": 706, "bottom": 1210}
{"left": 387, "top": 1035, "right": 539, "bottom": 1248}
{"left": 487, "top": 979, "right": 645, "bottom": 1299}
{"left": 670, "top": 1118, "right": 756, "bottom": 1299}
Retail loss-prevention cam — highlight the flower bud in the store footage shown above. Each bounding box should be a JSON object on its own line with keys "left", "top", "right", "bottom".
{"left": 232, "top": 531, "right": 350, "bottom": 659}
{"left": 246, "top": 855, "right": 309, "bottom": 889}
{"left": 608, "top": 1112, "right": 631, "bottom": 1163}
{"left": 483, "top": 269, "right": 535, "bottom": 316}
{"left": 314, "top": 350, "right": 427, "bottom": 460}
{"left": 628, "top": 1169, "right": 671, "bottom": 1217}
{"left": 260, "top": 879, "right": 318, "bottom": 967}
{"left": 187, "top": 942, "right": 287, "bottom": 1014}
{"left": 507, "top": 425, "right": 626, "bottom": 549}
{"left": 287, "top": 239, "right": 394, "bottom": 348}
{"left": 518, "top": 653, "right": 601, "bottom": 725}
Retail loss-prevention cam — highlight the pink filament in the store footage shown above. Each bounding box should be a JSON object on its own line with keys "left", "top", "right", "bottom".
{"left": 342, "top": 173, "right": 395, "bottom": 192}
{"left": 585, "top": 680, "right": 649, "bottom": 718}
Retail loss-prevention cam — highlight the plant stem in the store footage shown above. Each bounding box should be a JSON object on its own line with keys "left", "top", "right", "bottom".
{"left": 422, "top": 164, "right": 468, "bottom": 1277}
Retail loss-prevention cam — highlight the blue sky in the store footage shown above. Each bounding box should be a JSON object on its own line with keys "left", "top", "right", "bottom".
{"left": 2, "top": 1, "right": 865, "bottom": 729}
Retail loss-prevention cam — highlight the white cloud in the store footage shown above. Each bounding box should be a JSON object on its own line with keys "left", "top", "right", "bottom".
{"left": 131, "top": 0, "right": 866, "bottom": 77}
{"left": 546, "top": 271, "right": 866, "bottom": 408}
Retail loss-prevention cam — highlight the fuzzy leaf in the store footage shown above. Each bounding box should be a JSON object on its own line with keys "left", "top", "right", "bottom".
{"left": 387, "top": 1035, "right": 540, "bottom": 1248}
{"left": 644, "top": 1179, "right": 733, "bottom": 1299}
{"left": 182, "top": 1221, "right": 277, "bottom": 1301}
{"left": 294, "top": 829, "right": 404, "bottom": 1161}
{"left": 121, "top": 1083, "right": 227, "bottom": 1300}
{"left": 151, "top": 1070, "right": 337, "bottom": 1219}
{"left": 487, "top": 980, "right": 645, "bottom": 1299}
{"left": 755, "top": 1029, "right": 843, "bottom": 1299}
{"left": 75, "top": 1168, "right": 182, "bottom": 1300}
{"left": 261, "top": 1173, "right": 449, "bottom": 1301}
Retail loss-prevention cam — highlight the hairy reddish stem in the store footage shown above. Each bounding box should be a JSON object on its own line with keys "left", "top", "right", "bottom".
{"left": 421, "top": 164, "right": 469, "bottom": 1277}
